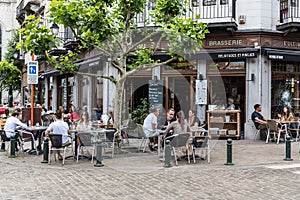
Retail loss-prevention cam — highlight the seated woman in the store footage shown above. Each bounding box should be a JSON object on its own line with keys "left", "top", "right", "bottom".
{"left": 278, "top": 105, "right": 296, "bottom": 129}
{"left": 69, "top": 105, "right": 80, "bottom": 123}
{"left": 76, "top": 111, "right": 92, "bottom": 131}
{"left": 188, "top": 109, "right": 200, "bottom": 127}
{"left": 162, "top": 110, "right": 191, "bottom": 140}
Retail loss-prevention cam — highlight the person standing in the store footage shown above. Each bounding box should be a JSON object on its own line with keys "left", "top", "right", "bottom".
{"left": 45, "top": 112, "right": 70, "bottom": 160}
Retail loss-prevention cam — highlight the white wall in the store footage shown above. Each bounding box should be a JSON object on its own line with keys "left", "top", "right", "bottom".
{"left": 237, "top": 0, "right": 279, "bottom": 31}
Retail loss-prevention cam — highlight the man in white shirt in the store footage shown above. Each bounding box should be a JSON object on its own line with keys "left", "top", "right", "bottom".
{"left": 4, "top": 112, "right": 28, "bottom": 138}
{"left": 45, "top": 112, "right": 70, "bottom": 160}
{"left": 4, "top": 112, "right": 28, "bottom": 151}
{"left": 143, "top": 107, "right": 159, "bottom": 150}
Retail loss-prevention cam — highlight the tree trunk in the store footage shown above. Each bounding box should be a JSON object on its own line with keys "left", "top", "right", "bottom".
{"left": 113, "top": 78, "right": 126, "bottom": 142}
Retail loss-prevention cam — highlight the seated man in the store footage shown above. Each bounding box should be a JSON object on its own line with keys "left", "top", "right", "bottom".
{"left": 45, "top": 112, "right": 70, "bottom": 160}
{"left": 143, "top": 107, "right": 159, "bottom": 150}
{"left": 4, "top": 112, "right": 29, "bottom": 151}
{"left": 251, "top": 104, "right": 268, "bottom": 130}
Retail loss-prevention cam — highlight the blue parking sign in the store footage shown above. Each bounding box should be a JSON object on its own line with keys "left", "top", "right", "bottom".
{"left": 29, "top": 65, "right": 37, "bottom": 74}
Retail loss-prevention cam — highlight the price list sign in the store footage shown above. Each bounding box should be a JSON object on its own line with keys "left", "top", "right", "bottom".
{"left": 148, "top": 80, "right": 163, "bottom": 108}
{"left": 195, "top": 80, "right": 207, "bottom": 105}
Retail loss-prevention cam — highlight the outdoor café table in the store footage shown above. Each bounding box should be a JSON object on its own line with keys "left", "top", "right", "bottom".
{"left": 19, "top": 126, "right": 48, "bottom": 154}
{"left": 92, "top": 123, "right": 114, "bottom": 129}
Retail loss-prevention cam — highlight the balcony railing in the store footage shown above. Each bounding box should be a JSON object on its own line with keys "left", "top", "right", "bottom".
{"left": 280, "top": 0, "right": 300, "bottom": 23}
{"left": 136, "top": 0, "right": 236, "bottom": 26}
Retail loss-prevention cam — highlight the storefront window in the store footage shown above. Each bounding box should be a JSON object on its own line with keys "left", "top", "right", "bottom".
{"left": 271, "top": 61, "right": 300, "bottom": 118}
{"left": 208, "top": 61, "right": 246, "bottom": 71}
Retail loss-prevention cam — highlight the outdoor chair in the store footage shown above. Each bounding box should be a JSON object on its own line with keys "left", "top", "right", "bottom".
{"left": 190, "top": 135, "right": 210, "bottom": 163}
{"left": 164, "top": 133, "right": 191, "bottom": 166}
{"left": 267, "top": 119, "right": 288, "bottom": 144}
{"left": 253, "top": 121, "right": 269, "bottom": 143}
{"left": 137, "top": 124, "right": 149, "bottom": 152}
{"left": 287, "top": 118, "right": 300, "bottom": 141}
{"left": 17, "top": 129, "right": 38, "bottom": 156}
{"left": 76, "top": 132, "right": 95, "bottom": 163}
{"left": 102, "top": 128, "right": 118, "bottom": 158}
{"left": 48, "top": 134, "right": 73, "bottom": 165}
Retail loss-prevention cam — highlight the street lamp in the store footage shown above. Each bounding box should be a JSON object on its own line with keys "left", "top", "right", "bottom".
{"left": 13, "top": 50, "right": 19, "bottom": 60}
{"left": 50, "top": 23, "right": 59, "bottom": 36}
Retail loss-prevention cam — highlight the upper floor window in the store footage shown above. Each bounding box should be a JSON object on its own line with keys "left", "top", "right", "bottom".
{"left": 291, "top": 0, "right": 298, "bottom": 7}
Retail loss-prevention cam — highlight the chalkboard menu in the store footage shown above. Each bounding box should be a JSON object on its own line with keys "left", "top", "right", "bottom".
{"left": 148, "top": 80, "right": 163, "bottom": 108}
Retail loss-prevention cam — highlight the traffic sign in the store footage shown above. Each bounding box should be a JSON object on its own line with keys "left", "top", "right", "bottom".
{"left": 27, "top": 61, "right": 38, "bottom": 84}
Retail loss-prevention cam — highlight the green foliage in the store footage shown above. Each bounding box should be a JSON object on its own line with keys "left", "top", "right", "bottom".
{"left": 0, "top": 61, "right": 21, "bottom": 91}
{"left": 4, "top": 31, "right": 19, "bottom": 63}
{"left": 18, "top": 15, "right": 59, "bottom": 56}
{"left": 131, "top": 98, "right": 149, "bottom": 124}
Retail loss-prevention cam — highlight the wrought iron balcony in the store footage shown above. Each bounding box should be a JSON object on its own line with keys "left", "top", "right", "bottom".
{"left": 277, "top": 0, "right": 300, "bottom": 32}
{"left": 136, "top": 0, "right": 237, "bottom": 30}
{"left": 16, "top": 0, "right": 40, "bottom": 24}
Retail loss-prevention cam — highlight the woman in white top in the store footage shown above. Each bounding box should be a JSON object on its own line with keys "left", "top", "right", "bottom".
{"left": 76, "top": 111, "right": 92, "bottom": 131}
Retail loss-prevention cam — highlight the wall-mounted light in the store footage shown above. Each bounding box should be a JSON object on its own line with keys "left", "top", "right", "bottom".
{"left": 198, "top": 73, "right": 205, "bottom": 81}
{"left": 50, "top": 23, "right": 59, "bottom": 36}
{"left": 247, "top": 73, "right": 255, "bottom": 81}
{"left": 13, "top": 50, "right": 19, "bottom": 59}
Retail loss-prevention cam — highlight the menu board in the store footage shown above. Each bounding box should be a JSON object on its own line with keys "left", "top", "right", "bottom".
{"left": 148, "top": 80, "right": 163, "bottom": 108}
{"left": 195, "top": 80, "right": 207, "bottom": 105}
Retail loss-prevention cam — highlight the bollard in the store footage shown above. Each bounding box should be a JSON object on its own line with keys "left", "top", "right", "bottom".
{"left": 9, "top": 136, "right": 16, "bottom": 158}
{"left": 164, "top": 140, "right": 172, "bottom": 168}
{"left": 94, "top": 139, "right": 104, "bottom": 167}
{"left": 41, "top": 137, "right": 49, "bottom": 163}
{"left": 0, "top": 141, "right": 5, "bottom": 152}
{"left": 284, "top": 135, "right": 293, "bottom": 161}
{"left": 224, "top": 138, "right": 234, "bottom": 165}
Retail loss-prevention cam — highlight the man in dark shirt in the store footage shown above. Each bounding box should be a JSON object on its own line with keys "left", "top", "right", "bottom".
{"left": 162, "top": 108, "right": 176, "bottom": 138}
{"left": 251, "top": 104, "right": 268, "bottom": 130}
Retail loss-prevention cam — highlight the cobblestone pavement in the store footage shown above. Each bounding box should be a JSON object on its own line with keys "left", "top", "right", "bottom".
{"left": 1, "top": 139, "right": 300, "bottom": 199}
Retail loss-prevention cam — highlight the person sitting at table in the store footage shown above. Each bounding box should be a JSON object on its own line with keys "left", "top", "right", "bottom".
{"left": 76, "top": 111, "right": 92, "bottom": 131}
{"left": 108, "top": 110, "right": 114, "bottom": 125}
{"left": 45, "top": 112, "right": 70, "bottom": 160}
{"left": 277, "top": 105, "right": 296, "bottom": 128}
{"left": 69, "top": 105, "right": 80, "bottom": 123}
{"left": 162, "top": 108, "right": 176, "bottom": 137}
{"left": 251, "top": 104, "right": 268, "bottom": 131}
{"left": 4, "top": 112, "right": 28, "bottom": 151}
{"left": 162, "top": 110, "right": 191, "bottom": 140}
{"left": 188, "top": 109, "right": 200, "bottom": 127}
{"left": 225, "top": 98, "right": 235, "bottom": 110}
{"left": 143, "top": 107, "right": 159, "bottom": 151}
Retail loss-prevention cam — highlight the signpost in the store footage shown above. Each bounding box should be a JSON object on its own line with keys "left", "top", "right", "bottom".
{"left": 27, "top": 56, "right": 37, "bottom": 125}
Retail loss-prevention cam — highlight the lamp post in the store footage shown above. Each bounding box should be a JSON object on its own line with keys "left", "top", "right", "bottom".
{"left": 50, "top": 23, "right": 59, "bottom": 36}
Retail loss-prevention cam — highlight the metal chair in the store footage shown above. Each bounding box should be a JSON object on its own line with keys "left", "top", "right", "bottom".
{"left": 190, "top": 135, "right": 210, "bottom": 163}
{"left": 103, "top": 128, "right": 118, "bottom": 158}
{"left": 48, "top": 134, "right": 73, "bottom": 165}
{"left": 17, "top": 130, "right": 38, "bottom": 155}
{"left": 76, "top": 132, "right": 95, "bottom": 163}
{"left": 137, "top": 124, "right": 149, "bottom": 152}
{"left": 253, "top": 121, "right": 269, "bottom": 143}
{"left": 267, "top": 120, "right": 288, "bottom": 144}
{"left": 165, "top": 133, "right": 191, "bottom": 166}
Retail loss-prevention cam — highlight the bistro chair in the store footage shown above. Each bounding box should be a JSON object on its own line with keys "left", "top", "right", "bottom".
{"left": 287, "top": 117, "right": 300, "bottom": 141}
{"left": 76, "top": 132, "right": 95, "bottom": 163}
{"left": 164, "top": 133, "right": 191, "bottom": 166}
{"left": 267, "top": 119, "right": 288, "bottom": 144}
{"left": 17, "top": 129, "right": 38, "bottom": 156}
{"left": 253, "top": 121, "right": 269, "bottom": 143}
{"left": 102, "top": 128, "right": 118, "bottom": 158}
{"left": 190, "top": 135, "right": 210, "bottom": 163}
{"left": 48, "top": 134, "right": 73, "bottom": 165}
{"left": 137, "top": 124, "right": 149, "bottom": 152}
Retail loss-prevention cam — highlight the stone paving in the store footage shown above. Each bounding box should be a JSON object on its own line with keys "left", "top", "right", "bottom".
{"left": 1, "top": 138, "right": 300, "bottom": 199}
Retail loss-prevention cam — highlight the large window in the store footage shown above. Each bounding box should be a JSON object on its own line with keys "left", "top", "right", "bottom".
{"left": 271, "top": 61, "right": 300, "bottom": 118}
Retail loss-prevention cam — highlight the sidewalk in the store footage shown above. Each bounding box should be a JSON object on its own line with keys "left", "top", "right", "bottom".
{"left": 1, "top": 138, "right": 300, "bottom": 172}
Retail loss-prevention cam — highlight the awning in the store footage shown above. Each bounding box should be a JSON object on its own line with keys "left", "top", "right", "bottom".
{"left": 263, "top": 48, "right": 300, "bottom": 62}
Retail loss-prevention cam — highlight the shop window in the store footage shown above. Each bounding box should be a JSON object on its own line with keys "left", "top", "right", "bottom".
{"left": 208, "top": 61, "right": 245, "bottom": 71}
{"left": 291, "top": 0, "right": 298, "bottom": 7}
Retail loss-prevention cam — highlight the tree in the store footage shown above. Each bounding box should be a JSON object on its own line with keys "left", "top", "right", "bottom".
{"left": 18, "top": 0, "right": 208, "bottom": 139}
